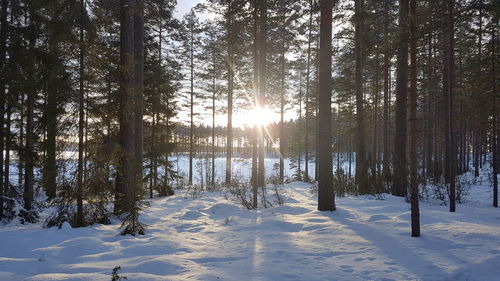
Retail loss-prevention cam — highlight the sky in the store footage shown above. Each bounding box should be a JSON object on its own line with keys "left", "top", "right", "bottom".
{"left": 172, "top": 0, "right": 295, "bottom": 129}
{"left": 174, "top": 0, "right": 204, "bottom": 18}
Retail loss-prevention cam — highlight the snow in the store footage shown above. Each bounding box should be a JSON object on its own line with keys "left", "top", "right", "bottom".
{"left": 1, "top": 180, "right": 499, "bottom": 280}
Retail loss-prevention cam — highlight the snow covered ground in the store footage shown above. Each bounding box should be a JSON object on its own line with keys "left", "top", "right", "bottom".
{"left": 1, "top": 181, "right": 499, "bottom": 281}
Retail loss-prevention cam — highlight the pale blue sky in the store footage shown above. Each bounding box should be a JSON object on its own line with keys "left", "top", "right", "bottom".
{"left": 175, "top": 0, "right": 203, "bottom": 18}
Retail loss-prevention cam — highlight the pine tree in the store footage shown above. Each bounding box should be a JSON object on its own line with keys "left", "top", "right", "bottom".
{"left": 317, "top": 0, "right": 335, "bottom": 212}
{"left": 392, "top": 0, "right": 409, "bottom": 197}
{"left": 442, "top": 0, "right": 456, "bottom": 212}
{"left": 409, "top": 0, "right": 420, "bottom": 237}
{"left": 354, "top": 0, "right": 368, "bottom": 194}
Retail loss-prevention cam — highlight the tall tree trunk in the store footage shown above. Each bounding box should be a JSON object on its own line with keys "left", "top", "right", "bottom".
{"left": 409, "top": 0, "right": 420, "bottom": 237}
{"left": 225, "top": 0, "right": 233, "bottom": 185}
{"left": 45, "top": 43, "right": 57, "bottom": 200}
{"left": 134, "top": 0, "right": 144, "bottom": 190}
{"left": 443, "top": 0, "right": 456, "bottom": 212}
{"left": 23, "top": 4, "right": 37, "bottom": 219}
{"left": 279, "top": 4, "right": 286, "bottom": 183}
{"left": 474, "top": 6, "right": 482, "bottom": 178}
{"left": 251, "top": 0, "right": 258, "bottom": 207}
{"left": 317, "top": 0, "right": 335, "bottom": 211}
{"left": 425, "top": 34, "right": 433, "bottom": 180}
{"left": 373, "top": 45, "right": 380, "bottom": 176}
{"left": 4, "top": 86, "right": 11, "bottom": 200}
{"left": 150, "top": 109, "right": 155, "bottom": 197}
{"left": 153, "top": 19, "right": 162, "bottom": 196}
{"left": 257, "top": 0, "right": 267, "bottom": 188}
{"left": 297, "top": 72, "right": 302, "bottom": 180}
{"left": 355, "top": 0, "right": 368, "bottom": 194}
{"left": 492, "top": 27, "right": 498, "bottom": 208}
{"left": 18, "top": 92, "right": 24, "bottom": 188}
{"left": 314, "top": 34, "right": 320, "bottom": 182}
{"left": 392, "top": 0, "right": 409, "bottom": 197}
{"left": 337, "top": 103, "right": 341, "bottom": 172}
{"left": 349, "top": 116, "right": 352, "bottom": 178}
{"left": 304, "top": 0, "right": 313, "bottom": 182}
{"left": 189, "top": 20, "right": 194, "bottom": 186}
{"left": 0, "top": 0, "right": 6, "bottom": 218}
{"left": 382, "top": 0, "right": 390, "bottom": 180}
{"left": 211, "top": 51, "right": 216, "bottom": 188}
{"left": 75, "top": 0, "right": 85, "bottom": 227}
{"left": 116, "top": 0, "right": 136, "bottom": 213}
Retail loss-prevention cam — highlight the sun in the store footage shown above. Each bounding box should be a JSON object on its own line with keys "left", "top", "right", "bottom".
{"left": 241, "top": 106, "right": 275, "bottom": 128}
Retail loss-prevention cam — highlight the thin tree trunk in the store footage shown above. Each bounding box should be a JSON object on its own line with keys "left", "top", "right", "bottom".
{"left": 492, "top": 27, "right": 498, "bottom": 208}
{"left": 304, "top": 0, "right": 313, "bottom": 182}
{"left": 257, "top": 0, "right": 267, "bottom": 188}
{"left": 392, "top": 0, "right": 409, "bottom": 197}
{"left": 382, "top": 0, "right": 390, "bottom": 180}
{"left": 252, "top": 0, "right": 258, "bottom": 207}
{"left": 189, "top": 21, "right": 194, "bottom": 186}
{"left": 409, "top": 0, "right": 420, "bottom": 237}
{"left": 4, "top": 88, "right": 11, "bottom": 199}
{"left": 474, "top": 6, "right": 482, "bottom": 178}
{"left": 355, "top": 0, "right": 368, "bottom": 194}
{"left": 212, "top": 69, "right": 216, "bottom": 188}
{"left": 23, "top": 4, "right": 36, "bottom": 216}
{"left": 279, "top": 3, "right": 286, "bottom": 183}
{"left": 443, "top": 0, "right": 456, "bottom": 212}
{"left": 76, "top": 0, "right": 85, "bottom": 226}
{"left": 349, "top": 116, "right": 352, "bottom": 178}
{"left": 150, "top": 110, "right": 155, "bottom": 197}
{"left": 225, "top": 0, "right": 233, "bottom": 185}
{"left": 297, "top": 71, "right": 302, "bottom": 180}
{"left": 18, "top": 92, "right": 24, "bottom": 188}
{"left": 315, "top": 34, "right": 320, "bottom": 182}
{"left": 0, "top": 0, "right": 6, "bottom": 218}
{"left": 426, "top": 34, "right": 433, "bottom": 179}
{"left": 134, "top": 0, "right": 144, "bottom": 190}
{"left": 45, "top": 38, "right": 58, "bottom": 199}
{"left": 373, "top": 44, "right": 380, "bottom": 176}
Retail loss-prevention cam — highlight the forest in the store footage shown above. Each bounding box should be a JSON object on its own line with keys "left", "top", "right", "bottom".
{"left": 0, "top": 0, "right": 499, "bottom": 280}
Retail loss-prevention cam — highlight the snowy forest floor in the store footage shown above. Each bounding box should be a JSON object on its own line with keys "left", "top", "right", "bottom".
{"left": 1, "top": 181, "right": 499, "bottom": 281}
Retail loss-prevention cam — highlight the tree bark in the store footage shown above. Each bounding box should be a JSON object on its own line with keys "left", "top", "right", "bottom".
{"left": 442, "top": 0, "right": 456, "bottom": 212}
{"left": 474, "top": 6, "right": 482, "bottom": 178}
{"left": 252, "top": 0, "right": 259, "bottom": 207}
{"left": 382, "top": 0, "right": 390, "bottom": 180}
{"left": 392, "top": 0, "right": 409, "bottom": 197}
{"left": 134, "top": 0, "right": 144, "bottom": 190}
{"left": 355, "top": 0, "right": 368, "bottom": 194}
{"left": 0, "top": 0, "right": 6, "bottom": 218}
{"left": 225, "top": 0, "right": 233, "bottom": 185}
{"left": 492, "top": 27, "right": 498, "bottom": 207}
{"left": 279, "top": 2, "right": 286, "bottom": 183}
{"left": 116, "top": 0, "right": 136, "bottom": 213}
{"left": 409, "top": 0, "right": 420, "bottom": 237}
{"left": 257, "top": 0, "right": 267, "bottom": 188}
{"left": 24, "top": 4, "right": 36, "bottom": 215}
{"left": 304, "top": 0, "right": 313, "bottom": 182}
{"left": 75, "top": 0, "right": 85, "bottom": 227}
{"left": 189, "top": 17, "right": 194, "bottom": 186}
{"left": 317, "top": 0, "right": 335, "bottom": 211}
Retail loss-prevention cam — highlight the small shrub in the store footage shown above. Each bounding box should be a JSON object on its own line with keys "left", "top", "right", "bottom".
{"left": 225, "top": 175, "right": 254, "bottom": 210}
{"left": 223, "top": 216, "right": 233, "bottom": 225}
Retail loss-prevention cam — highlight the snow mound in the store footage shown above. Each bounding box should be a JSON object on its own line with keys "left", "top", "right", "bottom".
{"left": 178, "top": 210, "right": 202, "bottom": 220}
{"left": 367, "top": 214, "right": 391, "bottom": 222}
